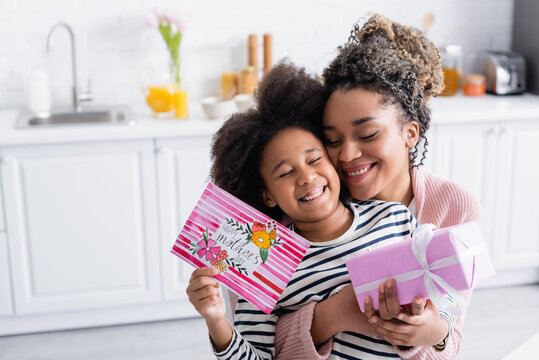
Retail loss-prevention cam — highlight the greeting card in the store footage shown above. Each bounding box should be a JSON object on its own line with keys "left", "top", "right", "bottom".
{"left": 171, "top": 182, "right": 311, "bottom": 314}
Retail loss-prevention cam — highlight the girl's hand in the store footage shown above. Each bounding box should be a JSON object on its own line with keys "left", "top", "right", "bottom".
{"left": 366, "top": 298, "right": 449, "bottom": 346}
{"left": 186, "top": 267, "right": 233, "bottom": 352}
{"left": 186, "top": 267, "right": 226, "bottom": 323}
{"left": 364, "top": 279, "right": 448, "bottom": 346}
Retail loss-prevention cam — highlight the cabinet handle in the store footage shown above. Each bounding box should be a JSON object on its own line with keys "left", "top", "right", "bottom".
{"left": 488, "top": 125, "right": 501, "bottom": 135}
{"left": 499, "top": 126, "right": 512, "bottom": 136}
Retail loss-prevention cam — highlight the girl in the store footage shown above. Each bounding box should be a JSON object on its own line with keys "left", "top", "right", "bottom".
{"left": 273, "top": 14, "right": 481, "bottom": 360}
{"left": 186, "top": 62, "right": 418, "bottom": 359}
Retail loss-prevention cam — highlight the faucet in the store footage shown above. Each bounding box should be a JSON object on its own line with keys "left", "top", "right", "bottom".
{"left": 46, "top": 22, "right": 92, "bottom": 112}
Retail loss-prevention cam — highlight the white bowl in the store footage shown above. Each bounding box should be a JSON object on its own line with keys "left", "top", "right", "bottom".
{"left": 234, "top": 94, "right": 255, "bottom": 112}
{"left": 200, "top": 96, "right": 238, "bottom": 120}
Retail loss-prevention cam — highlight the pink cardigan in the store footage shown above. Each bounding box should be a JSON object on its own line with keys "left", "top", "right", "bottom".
{"left": 273, "top": 167, "right": 483, "bottom": 359}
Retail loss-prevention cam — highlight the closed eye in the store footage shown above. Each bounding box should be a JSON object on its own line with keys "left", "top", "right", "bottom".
{"left": 308, "top": 157, "right": 321, "bottom": 165}
{"left": 278, "top": 169, "right": 293, "bottom": 178}
{"left": 324, "top": 139, "right": 341, "bottom": 146}
{"left": 359, "top": 131, "right": 379, "bottom": 140}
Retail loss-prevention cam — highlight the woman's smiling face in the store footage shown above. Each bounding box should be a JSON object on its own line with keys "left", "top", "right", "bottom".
{"left": 322, "top": 88, "right": 418, "bottom": 202}
{"left": 259, "top": 127, "right": 342, "bottom": 223}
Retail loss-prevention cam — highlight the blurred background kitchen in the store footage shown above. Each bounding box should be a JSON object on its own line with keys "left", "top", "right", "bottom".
{"left": 0, "top": 0, "right": 523, "bottom": 107}
{"left": 0, "top": 0, "right": 538, "bottom": 359}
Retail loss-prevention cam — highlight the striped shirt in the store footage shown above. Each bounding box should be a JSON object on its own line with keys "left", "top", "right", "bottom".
{"left": 215, "top": 200, "right": 428, "bottom": 359}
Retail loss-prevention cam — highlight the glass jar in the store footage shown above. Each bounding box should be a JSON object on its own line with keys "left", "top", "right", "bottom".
{"left": 440, "top": 45, "right": 463, "bottom": 96}
{"left": 462, "top": 74, "right": 486, "bottom": 96}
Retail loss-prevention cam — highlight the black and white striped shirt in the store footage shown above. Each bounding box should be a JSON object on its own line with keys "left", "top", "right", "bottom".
{"left": 215, "top": 200, "right": 418, "bottom": 359}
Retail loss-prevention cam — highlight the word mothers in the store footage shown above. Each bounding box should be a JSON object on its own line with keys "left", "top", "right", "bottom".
{"left": 213, "top": 221, "right": 262, "bottom": 274}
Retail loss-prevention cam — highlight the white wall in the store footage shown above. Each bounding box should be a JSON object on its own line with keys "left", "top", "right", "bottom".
{"left": 0, "top": 0, "right": 514, "bottom": 110}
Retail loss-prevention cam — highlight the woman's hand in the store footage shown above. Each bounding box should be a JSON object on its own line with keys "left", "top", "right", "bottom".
{"left": 364, "top": 278, "right": 448, "bottom": 347}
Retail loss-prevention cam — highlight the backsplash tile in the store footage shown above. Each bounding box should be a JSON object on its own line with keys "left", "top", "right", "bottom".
{"left": 0, "top": 0, "right": 514, "bottom": 109}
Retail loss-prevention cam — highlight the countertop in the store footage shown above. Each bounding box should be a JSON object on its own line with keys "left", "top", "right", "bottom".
{"left": 429, "top": 92, "right": 539, "bottom": 123}
{"left": 0, "top": 103, "right": 226, "bottom": 146}
{"left": 1, "top": 93, "right": 539, "bottom": 146}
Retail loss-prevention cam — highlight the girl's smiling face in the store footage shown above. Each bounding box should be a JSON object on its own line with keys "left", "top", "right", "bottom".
{"left": 322, "top": 88, "right": 419, "bottom": 203}
{"left": 259, "top": 127, "right": 342, "bottom": 223}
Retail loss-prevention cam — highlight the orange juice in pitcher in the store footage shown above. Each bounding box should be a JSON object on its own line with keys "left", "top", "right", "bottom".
{"left": 144, "top": 85, "right": 176, "bottom": 114}
{"left": 144, "top": 85, "right": 188, "bottom": 119}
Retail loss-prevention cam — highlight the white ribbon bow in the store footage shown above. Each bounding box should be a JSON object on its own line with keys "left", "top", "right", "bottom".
{"left": 354, "top": 223, "right": 487, "bottom": 316}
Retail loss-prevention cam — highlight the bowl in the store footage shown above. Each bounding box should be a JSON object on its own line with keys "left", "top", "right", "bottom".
{"left": 200, "top": 96, "right": 238, "bottom": 120}
{"left": 234, "top": 94, "right": 254, "bottom": 112}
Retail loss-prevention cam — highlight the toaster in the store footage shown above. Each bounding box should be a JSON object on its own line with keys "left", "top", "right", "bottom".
{"left": 483, "top": 50, "right": 526, "bottom": 95}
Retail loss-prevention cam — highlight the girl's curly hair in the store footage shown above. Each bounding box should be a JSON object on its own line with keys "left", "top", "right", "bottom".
{"left": 323, "top": 13, "right": 444, "bottom": 166}
{"left": 210, "top": 60, "right": 325, "bottom": 220}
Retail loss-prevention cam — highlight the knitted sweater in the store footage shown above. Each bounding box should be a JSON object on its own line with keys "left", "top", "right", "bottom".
{"left": 273, "top": 167, "right": 483, "bottom": 360}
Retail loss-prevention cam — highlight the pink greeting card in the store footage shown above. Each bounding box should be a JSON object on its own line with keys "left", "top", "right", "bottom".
{"left": 171, "top": 182, "right": 311, "bottom": 314}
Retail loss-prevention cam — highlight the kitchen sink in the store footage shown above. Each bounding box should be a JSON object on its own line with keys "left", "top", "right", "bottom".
{"left": 17, "top": 107, "right": 136, "bottom": 128}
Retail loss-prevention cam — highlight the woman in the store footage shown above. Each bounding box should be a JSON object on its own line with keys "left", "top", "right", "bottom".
{"left": 273, "top": 14, "right": 481, "bottom": 360}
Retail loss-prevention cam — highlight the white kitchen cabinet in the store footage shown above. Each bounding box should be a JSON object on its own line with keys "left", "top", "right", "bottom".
{"left": 156, "top": 136, "right": 213, "bottom": 300}
{"left": 430, "top": 123, "right": 498, "bottom": 254}
{"left": 430, "top": 119, "right": 539, "bottom": 284}
{"left": 0, "top": 231, "right": 13, "bottom": 316}
{"left": 0, "top": 171, "right": 13, "bottom": 316}
{"left": 0, "top": 140, "right": 161, "bottom": 315}
{"left": 494, "top": 121, "right": 539, "bottom": 268}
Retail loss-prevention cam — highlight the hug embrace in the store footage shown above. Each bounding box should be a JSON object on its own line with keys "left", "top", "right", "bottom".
{"left": 186, "top": 13, "right": 481, "bottom": 360}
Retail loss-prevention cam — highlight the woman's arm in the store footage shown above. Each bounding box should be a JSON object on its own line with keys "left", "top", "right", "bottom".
{"left": 274, "top": 285, "right": 377, "bottom": 360}
{"left": 274, "top": 303, "right": 333, "bottom": 360}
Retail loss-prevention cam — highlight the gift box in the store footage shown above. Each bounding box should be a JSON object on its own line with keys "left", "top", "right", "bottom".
{"left": 171, "top": 182, "right": 310, "bottom": 314}
{"left": 346, "top": 222, "right": 495, "bottom": 313}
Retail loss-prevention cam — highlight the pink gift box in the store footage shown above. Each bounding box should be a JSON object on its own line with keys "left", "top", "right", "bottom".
{"left": 346, "top": 221, "right": 495, "bottom": 312}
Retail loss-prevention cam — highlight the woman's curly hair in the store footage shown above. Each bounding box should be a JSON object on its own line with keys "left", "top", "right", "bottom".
{"left": 323, "top": 13, "right": 444, "bottom": 166}
{"left": 210, "top": 60, "right": 325, "bottom": 220}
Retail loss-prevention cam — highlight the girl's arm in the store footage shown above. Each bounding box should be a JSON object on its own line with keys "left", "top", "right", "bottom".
{"left": 186, "top": 267, "right": 233, "bottom": 351}
{"left": 219, "top": 298, "right": 278, "bottom": 360}
{"left": 187, "top": 267, "right": 277, "bottom": 359}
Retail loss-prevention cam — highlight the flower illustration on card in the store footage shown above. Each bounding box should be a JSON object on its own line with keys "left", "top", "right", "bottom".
{"left": 189, "top": 229, "right": 231, "bottom": 274}
{"left": 196, "top": 234, "right": 220, "bottom": 261}
{"left": 216, "top": 250, "right": 228, "bottom": 261}
{"left": 226, "top": 219, "right": 281, "bottom": 263}
{"left": 250, "top": 221, "right": 280, "bottom": 262}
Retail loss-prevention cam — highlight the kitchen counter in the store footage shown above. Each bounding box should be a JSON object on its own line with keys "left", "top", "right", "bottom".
{"left": 430, "top": 92, "right": 539, "bottom": 123}
{"left": 1, "top": 93, "right": 539, "bottom": 146}
{"left": 0, "top": 103, "right": 225, "bottom": 146}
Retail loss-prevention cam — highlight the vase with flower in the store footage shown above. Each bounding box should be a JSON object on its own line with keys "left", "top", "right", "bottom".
{"left": 144, "top": 10, "right": 188, "bottom": 119}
